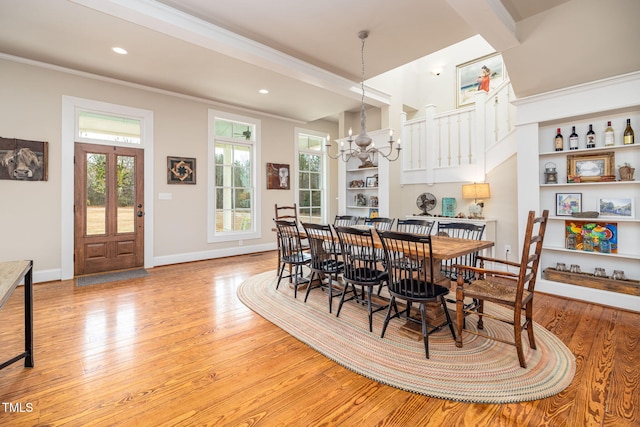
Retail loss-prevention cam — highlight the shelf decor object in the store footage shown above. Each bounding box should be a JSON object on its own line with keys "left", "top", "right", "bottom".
{"left": 555, "top": 193, "right": 582, "bottom": 216}
{"left": 564, "top": 220, "right": 617, "bottom": 253}
{"left": 567, "top": 151, "right": 615, "bottom": 182}
{"left": 462, "top": 182, "right": 491, "bottom": 218}
{"left": 442, "top": 197, "right": 457, "bottom": 217}
{"left": 598, "top": 197, "right": 634, "bottom": 218}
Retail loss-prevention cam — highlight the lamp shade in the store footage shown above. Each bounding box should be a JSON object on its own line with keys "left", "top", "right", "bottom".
{"left": 462, "top": 183, "right": 491, "bottom": 200}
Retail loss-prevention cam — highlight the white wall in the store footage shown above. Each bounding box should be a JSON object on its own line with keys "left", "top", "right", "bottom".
{"left": 0, "top": 58, "right": 336, "bottom": 282}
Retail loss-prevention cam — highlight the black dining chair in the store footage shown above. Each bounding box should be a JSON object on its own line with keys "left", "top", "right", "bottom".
{"left": 333, "top": 215, "right": 359, "bottom": 227}
{"left": 378, "top": 230, "right": 456, "bottom": 359}
{"left": 274, "top": 219, "right": 311, "bottom": 298}
{"left": 363, "top": 217, "right": 395, "bottom": 231}
{"left": 301, "top": 222, "right": 344, "bottom": 313}
{"left": 436, "top": 222, "right": 486, "bottom": 285}
{"left": 334, "top": 226, "right": 389, "bottom": 332}
{"left": 396, "top": 218, "right": 435, "bottom": 235}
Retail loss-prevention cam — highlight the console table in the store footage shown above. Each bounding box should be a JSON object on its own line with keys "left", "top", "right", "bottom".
{"left": 0, "top": 260, "right": 34, "bottom": 370}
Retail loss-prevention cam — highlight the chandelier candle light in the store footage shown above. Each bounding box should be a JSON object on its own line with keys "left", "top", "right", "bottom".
{"left": 326, "top": 31, "right": 401, "bottom": 166}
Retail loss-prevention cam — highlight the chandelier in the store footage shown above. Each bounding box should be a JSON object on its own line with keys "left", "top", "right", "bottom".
{"left": 326, "top": 30, "right": 401, "bottom": 166}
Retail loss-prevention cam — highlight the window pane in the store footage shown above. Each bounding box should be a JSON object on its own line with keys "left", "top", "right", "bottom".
{"left": 300, "top": 190, "right": 310, "bottom": 207}
{"left": 235, "top": 189, "right": 251, "bottom": 208}
{"left": 79, "top": 111, "right": 141, "bottom": 144}
{"left": 86, "top": 153, "right": 106, "bottom": 235}
{"left": 310, "top": 172, "right": 320, "bottom": 189}
{"left": 299, "top": 207, "right": 310, "bottom": 217}
{"left": 311, "top": 190, "right": 321, "bottom": 206}
{"left": 309, "top": 155, "right": 321, "bottom": 172}
{"left": 300, "top": 171, "right": 309, "bottom": 189}
{"left": 234, "top": 166, "right": 250, "bottom": 187}
{"left": 299, "top": 153, "right": 309, "bottom": 171}
{"left": 116, "top": 155, "right": 135, "bottom": 233}
{"left": 308, "top": 137, "right": 323, "bottom": 151}
{"left": 215, "top": 120, "right": 233, "bottom": 138}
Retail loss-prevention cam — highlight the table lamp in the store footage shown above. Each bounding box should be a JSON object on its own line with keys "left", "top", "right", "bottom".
{"left": 462, "top": 183, "right": 491, "bottom": 218}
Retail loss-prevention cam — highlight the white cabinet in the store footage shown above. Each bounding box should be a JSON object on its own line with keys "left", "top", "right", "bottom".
{"left": 337, "top": 129, "right": 391, "bottom": 219}
{"left": 514, "top": 71, "right": 640, "bottom": 311}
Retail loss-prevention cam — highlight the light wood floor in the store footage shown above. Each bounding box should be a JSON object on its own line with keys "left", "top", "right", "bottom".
{"left": 0, "top": 252, "right": 638, "bottom": 426}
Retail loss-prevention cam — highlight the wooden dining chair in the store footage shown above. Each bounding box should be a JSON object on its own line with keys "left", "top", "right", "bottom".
{"left": 274, "top": 203, "right": 308, "bottom": 279}
{"left": 301, "top": 222, "right": 344, "bottom": 313}
{"left": 453, "top": 210, "right": 549, "bottom": 368}
{"left": 334, "top": 226, "right": 389, "bottom": 332}
{"left": 396, "top": 218, "right": 435, "bottom": 235}
{"left": 378, "top": 230, "right": 456, "bottom": 359}
{"left": 274, "top": 219, "right": 311, "bottom": 298}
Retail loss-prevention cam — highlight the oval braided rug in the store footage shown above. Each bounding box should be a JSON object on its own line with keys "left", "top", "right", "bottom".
{"left": 237, "top": 271, "right": 576, "bottom": 403}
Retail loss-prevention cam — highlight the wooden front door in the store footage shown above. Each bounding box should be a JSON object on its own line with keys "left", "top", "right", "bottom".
{"left": 74, "top": 143, "right": 144, "bottom": 275}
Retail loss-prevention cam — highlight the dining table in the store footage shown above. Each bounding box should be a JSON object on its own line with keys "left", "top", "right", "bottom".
{"left": 273, "top": 224, "right": 494, "bottom": 333}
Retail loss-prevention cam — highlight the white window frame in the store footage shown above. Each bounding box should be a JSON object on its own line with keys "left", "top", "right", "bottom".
{"left": 294, "top": 128, "right": 328, "bottom": 224}
{"left": 208, "top": 109, "right": 261, "bottom": 243}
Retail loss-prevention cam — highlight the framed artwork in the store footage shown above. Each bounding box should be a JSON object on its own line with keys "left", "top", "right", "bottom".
{"left": 564, "top": 220, "right": 617, "bottom": 253}
{"left": 567, "top": 151, "right": 614, "bottom": 182}
{"left": 456, "top": 52, "right": 505, "bottom": 108}
{"left": 442, "top": 197, "right": 457, "bottom": 217}
{"left": 598, "top": 197, "right": 634, "bottom": 218}
{"left": 556, "top": 193, "right": 582, "bottom": 216}
{"left": 167, "top": 156, "right": 196, "bottom": 184}
{"left": 267, "top": 163, "right": 290, "bottom": 190}
{"left": 369, "top": 208, "right": 379, "bottom": 219}
{"left": 0, "top": 137, "right": 48, "bottom": 181}
{"left": 366, "top": 176, "right": 377, "bottom": 187}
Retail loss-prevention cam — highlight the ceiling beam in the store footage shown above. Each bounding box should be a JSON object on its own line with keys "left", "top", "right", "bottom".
{"left": 446, "top": 0, "right": 520, "bottom": 51}
{"left": 70, "top": 0, "right": 390, "bottom": 107}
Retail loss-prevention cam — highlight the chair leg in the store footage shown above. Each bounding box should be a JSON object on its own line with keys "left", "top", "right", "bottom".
{"left": 276, "top": 262, "right": 287, "bottom": 290}
{"left": 327, "top": 274, "right": 334, "bottom": 314}
{"left": 366, "top": 286, "right": 373, "bottom": 332}
{"left": 526, "top": 301, "right": 536, "bottom": 350}
{"left": 419, "top": 303, "right": 430, "bottom": 359}
{"left": 455, "top": 286, "right": 464, "bottom": 348}
{"left": 380, "top": 296, "right": 396, "bottom": 338}
{"left": 336, "top": 283, "right": 355, "bottom": 318}
{"left": 304, "top": 271, "right": 317, "bottom": 303}
{"left": 440, "top": 296, "right": 456, "bottom": 340}
{"left": 477, "top": 300, "right": 485, "bottom": 330}
{"left": 514, "top": 307, "right": 526, "bottom": 368}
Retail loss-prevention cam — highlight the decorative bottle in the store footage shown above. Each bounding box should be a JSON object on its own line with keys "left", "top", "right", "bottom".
{"left": 604, "top": 121, "right": 615, "bottom": 146}
{"left": 599, "top": 237, "right": 611, "bottom": 254}
{"left": 586, "top": 124, "right": 596, "bottom": 148}
{"left": 554, "top": 128, "right": 563, "bottom": 151}
{"left": 623, "top": 118, "right": 634, "bottom": 145}
{"left": 569, "top": 126, "right": 579, "bottom": 150}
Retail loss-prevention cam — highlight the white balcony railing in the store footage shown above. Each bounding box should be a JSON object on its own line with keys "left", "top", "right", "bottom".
{"left": 401, "top": 78, "right": 516, "bottom": 185}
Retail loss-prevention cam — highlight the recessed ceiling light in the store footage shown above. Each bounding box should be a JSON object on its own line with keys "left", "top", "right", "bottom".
{"left": 259, "top": 89, "right": 269, "bottom": 94}
{"left": 112, "top": 47, "right": 128, "bottom": 55}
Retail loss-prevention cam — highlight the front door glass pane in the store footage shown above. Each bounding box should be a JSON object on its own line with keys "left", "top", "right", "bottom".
{"left": 117, "top": 155, "right": 135, "bottom": 233}
{"left": 86, "top": 153, "right": 106, "bottom": 235}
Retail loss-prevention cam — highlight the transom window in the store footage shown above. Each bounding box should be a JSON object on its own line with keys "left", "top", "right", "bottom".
{"left": 77, "top": 111, "right": 141, "bottom": 144}
{"left": 208, "top": 110, "right": 261, "bottom": 242}
{"left": 297, "top": 130, "right": 327, "bottom": 224}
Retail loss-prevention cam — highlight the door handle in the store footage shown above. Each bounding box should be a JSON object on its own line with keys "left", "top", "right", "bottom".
{"left": 137, "top": 211, "right": 144, "bottom": 217}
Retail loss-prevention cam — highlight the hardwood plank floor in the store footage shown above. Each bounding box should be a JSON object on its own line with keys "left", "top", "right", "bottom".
{"left": 0, "top": 252, "right": 638, "bottom": 426}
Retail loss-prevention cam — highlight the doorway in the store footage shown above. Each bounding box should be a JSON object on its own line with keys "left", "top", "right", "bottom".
{"left": 74, "top": 143, "right": 145, "bottom": 275}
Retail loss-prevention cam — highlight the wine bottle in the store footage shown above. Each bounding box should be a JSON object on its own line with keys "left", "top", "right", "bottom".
{"left": 604, "top": 121, "right": 615, "bottom": 146}
{"left": 586, "top": 124, "right": 596, "bottom": 148}
{"left": 569, "top": 126, "right": 579, "bottom": 150}
{"left": 623, "top": 118, "right": 635, "bottom": 145}
{"left": 554, "top": 128, "right": 563, "bottom": 151}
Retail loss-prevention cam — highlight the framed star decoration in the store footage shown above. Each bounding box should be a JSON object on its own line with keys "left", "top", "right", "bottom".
{"left": 167, "top": 156, "right": 196, "bottom": 184}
